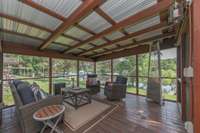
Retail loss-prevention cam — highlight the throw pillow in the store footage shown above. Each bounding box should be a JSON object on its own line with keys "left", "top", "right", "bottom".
{"left": 31, "top": 82, "right": 48, "bottom": 101}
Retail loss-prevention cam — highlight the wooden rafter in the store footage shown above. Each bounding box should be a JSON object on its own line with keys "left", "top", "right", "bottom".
{"left": 63, "top": 0, "right": 173, "bottom": 53}
{"left": 0, "top": 28, "right": 73, "bottom": 49}
{"left": 75, "top": 24, "right": 96, "bottom": 35}
{"left": 78, "top": 21, "right": 172, "bottom": 56}
{"left": 0, "top": 12, "right": 53, "bottom": 33}
{"left": 0, "top": 12, "right": 84, "bottom": 43}
{"left": 95, "top": 8, "right": 129, "bottom": 36}
{"left": 39, "top": 0, "right": 103, "bottom": 50}
{"left": 95, "top": 38, "right": 176, "bottom": 61}
{"left": 0, "top": 28, "right": 44, "bottom": 41}
{"left": 89, "top": 32, "right": 176, "bottom": 58}
{"left": 2, "top": 41, "right": 93, "bottom": 61}
{"left": 95, "top": 8, "right": 116, "bottom": 25}
{"left": 21, "top": 0, "right": 66, "bottom": 21}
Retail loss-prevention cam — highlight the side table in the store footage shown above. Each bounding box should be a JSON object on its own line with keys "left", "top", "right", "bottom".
{"left": 33, "top": 105, "right": 65, "bottom": 133}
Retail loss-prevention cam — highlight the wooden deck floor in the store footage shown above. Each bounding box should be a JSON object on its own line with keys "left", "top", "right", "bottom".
{"left": 0, "top": 94, "right": 186, "bottom": 133}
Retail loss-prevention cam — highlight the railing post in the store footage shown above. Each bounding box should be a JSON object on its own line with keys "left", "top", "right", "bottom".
{"left": 77, "top": 60, "right": 79, "bottom": 87}
{"left": 111, "top": 59, "right": 113, "bottom": 82}
{"left": 49, "top": 57, "right": 52, "bottom": 94}
{"left": 136, "top": 54, "right": 139, "bottom": 95}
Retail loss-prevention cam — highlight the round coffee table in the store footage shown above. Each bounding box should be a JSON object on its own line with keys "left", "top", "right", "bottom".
{"left": 33, "top": 105, "right": 65, "bottom": 133}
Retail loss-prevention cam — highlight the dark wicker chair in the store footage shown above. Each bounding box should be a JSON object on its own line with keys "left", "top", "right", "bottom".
{"left": 104, "top": 76, "right": 127, "bottom": 100}
{"left": 86, "top": 74, "right": 100, "bottom": 95}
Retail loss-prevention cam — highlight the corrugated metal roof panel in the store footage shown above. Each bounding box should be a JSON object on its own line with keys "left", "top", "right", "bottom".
{"left": 0, "top": 0, "right": 62, "bottom": 30}
{"left": 94, "top": 49, "right": 105, "bottom": 53}
{"left": 48, "top": 43, "right": 67, "bottom": 52}
{"left": 117, "top": 38, "right": 134, "bottom": 46}
{"left": 32, "top": 0, "right": 82, "bottom": 18}
{"left": 54, "top": 36, "right": 78, "bottom": 46}
{"left": 70, "top": 49, "right": 83, "bottom": 54}
{"left": 125, "top": 16, "right": 160, "bottom": 33}
{"left": 0, "top": 17, "right": 50, "bottom": 39}
{"left": 90, "top": 38, "right": 106, "bottom": 46}
{"left": 135, "top": 30, "right": 162, "bottom": 41}
{"left": 79, "top": 12, "right": 112, "bottom": 33}
{"left": 79, "top": 44, "right": 94, "bottom": 50}
{"left": 1, "top": 32, "right": 43, "bottom": 47}
{"left": 100, "top": 0, "right": 157, "bottom": 22}
{"left": 64, "top": 26, "right": 93, "bottom": 40}
{"left": 106, "top": 45, "right": 118, "bottom": 49}
{"left": 104, "top": 31, "right": 124, "bottom": 40}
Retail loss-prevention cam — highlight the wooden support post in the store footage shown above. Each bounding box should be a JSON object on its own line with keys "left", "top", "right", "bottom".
{"left": 94, "top": 62, "right": 96, "bottom": 74}
{"left": 49, "top": 58, "right": 52, "bottom": 94}
{"left": 77, "top": 60, "right": 80, "bottom": 87}
{"left": 111, "top": 59, "right": 113, "bottom": 82}
{"left": 192, "top": 0, "right": 200, "bottom": 132}
{"left": 0, "top": 40, "right": 3, "bottom": 125}
{"left": 136, "top": 55, "right": 139, "bottom": 95}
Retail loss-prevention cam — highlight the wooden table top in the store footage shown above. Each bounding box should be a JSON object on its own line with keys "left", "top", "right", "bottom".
{"left": 33, "top": 105, "right": 65, "bottom": 121}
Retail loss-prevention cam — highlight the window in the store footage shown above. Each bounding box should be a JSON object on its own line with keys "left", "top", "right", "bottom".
{"left": 3, "top": 54, "right": 49, "bottom": 106}
{"left": 160, "top": 48, "right": 177, "bottom": 101}
{"left": 52, "top": 59, "right": 77, "bottom": 88}
{"left": 138, "top": 53, "right": 149, "bottom": 95}
{"left": 96, "top": 60, "right": 111, "bottom": 85}
{"left": 79, "top": 61, "right": 94, "bottom": 88}
{"left": 113, "top": 56, "right": 137, "bottom": 94}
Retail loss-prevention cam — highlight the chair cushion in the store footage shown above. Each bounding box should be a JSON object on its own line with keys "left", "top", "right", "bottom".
{"left": 13, "top": 80, "right": 23, "bottom": 87}
{"left": 17, "top": 82, "right": 35, "bottom": 105}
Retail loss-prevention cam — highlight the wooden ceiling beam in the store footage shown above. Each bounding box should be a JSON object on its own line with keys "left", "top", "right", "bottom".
{"left": 2, "top": 41, "right": 93, "bottom": 62}
{"left": 62, "top": 34, "right": 82, "bottom": 42}
{"left": 0, "top": 28, "right": 72, "bottom": 49}
{"left": 63, "top": 0, "right": 173, "bottom": 53}
{"left": 0, "top": 12, "right": 53, "bottom": 33}
{"left": 0, "top": 28, "right": 44, "bottom": 41}
{"left": 39, "top": 0, "right": 103, "bottom": 50}
{"left": 95, "top": 8, "right": 116, "bottom": 25}
{"left": 75, "top": 24, "right": 96, "bottom": 35}
{"left": 89, "top": 32, "right": 176, "bottom": 58}
{"left": 95, "top": 7, "right": 128, "bottom": 36}
{"left": 95, "top": 38, "right": 176, "bottom": 61}
{"left": 21, "top": 0, "right": 66, "bottom": 21}
{"left": 79, "top": 21, "right": 172, "bottom": 56}
{"left": 0, "top": 13, "right": 86, "bottom": 43}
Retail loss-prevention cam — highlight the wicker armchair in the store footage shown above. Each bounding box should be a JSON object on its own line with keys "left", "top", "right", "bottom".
{"left": 104, "top": 76, "right": 127, "bottom": 100}
{"left": 86, "top": 74, "right": 100, "bottom": 95}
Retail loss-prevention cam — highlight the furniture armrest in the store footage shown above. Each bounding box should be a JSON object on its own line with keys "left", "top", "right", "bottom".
{"left": 19, "top": 95, "right": 63, "bottom": 120}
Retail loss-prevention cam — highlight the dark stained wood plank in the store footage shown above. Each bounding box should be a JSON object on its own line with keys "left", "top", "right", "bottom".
{"left": 1, "top": 94, "right": 186, "bottom": 133}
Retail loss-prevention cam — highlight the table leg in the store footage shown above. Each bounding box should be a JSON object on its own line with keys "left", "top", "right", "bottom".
{"left": 49, "top": 113, "right": 64, "bottom": 133}
{"left": 40, "top": 121, "right": 48, "bottom": 133}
